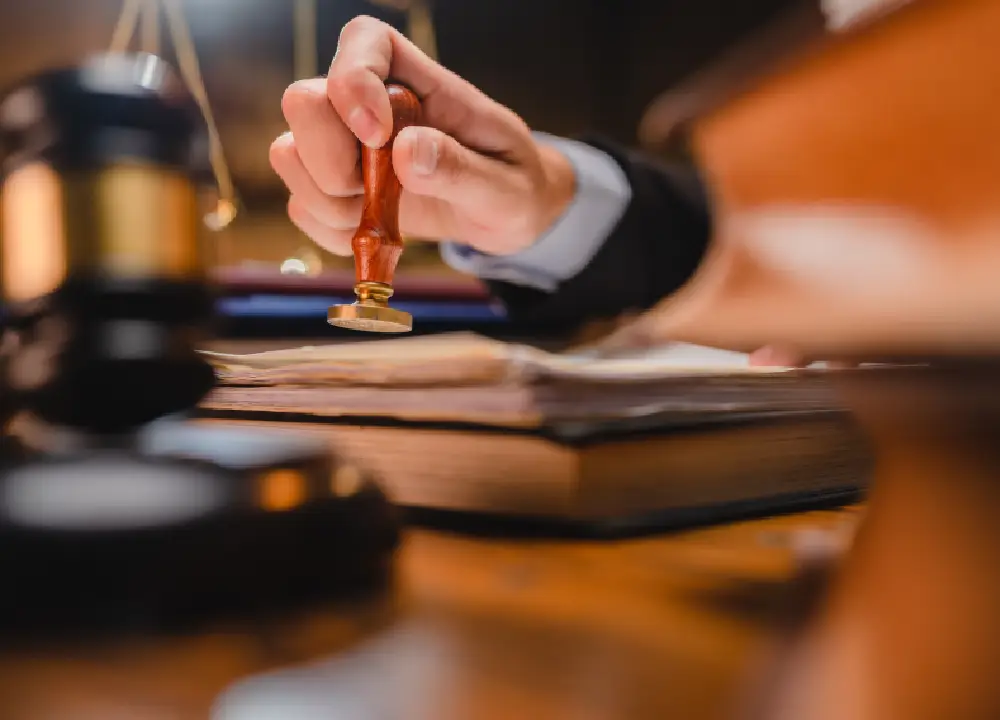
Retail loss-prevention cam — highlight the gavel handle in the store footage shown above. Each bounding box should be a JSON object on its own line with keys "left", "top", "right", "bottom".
{"left": 351, "top": 83, "right": 422, "bottom": 303}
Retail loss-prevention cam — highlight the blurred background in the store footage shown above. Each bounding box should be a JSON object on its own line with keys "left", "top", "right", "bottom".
{"left": 0, "top": 0, "right": 798, "bottom": 279}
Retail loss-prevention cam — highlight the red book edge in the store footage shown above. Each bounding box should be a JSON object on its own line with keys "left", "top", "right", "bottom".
{"left": 213, "top": 267, "right": 492, "bottom": 302}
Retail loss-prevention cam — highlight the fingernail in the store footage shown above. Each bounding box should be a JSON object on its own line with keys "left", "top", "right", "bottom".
{"left": 347, "top": 106, "right": 382, "bottom": 147}
{"left": 411, "top": 132, "right": 438, "bottom": 175}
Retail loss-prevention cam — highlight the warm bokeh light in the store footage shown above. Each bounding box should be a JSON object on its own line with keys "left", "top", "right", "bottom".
{"left": 204, "top": 197, "right": 238, "bottom": 231}
{"left": 257, "top": 468, "right": 307, "bottom": 511}
{"left": 331, "top": 463, "right": 363, "bottom": 497}
{"left": 1, "top": 163, "right": 67, "bottom": 302}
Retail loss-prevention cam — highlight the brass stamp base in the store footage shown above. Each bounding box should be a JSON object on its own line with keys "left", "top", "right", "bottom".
{"left": 328, "top": 301, "right": 412, "bottom": 333}
{"left": 329, "top": 282, "right": 412, "bottom": 333}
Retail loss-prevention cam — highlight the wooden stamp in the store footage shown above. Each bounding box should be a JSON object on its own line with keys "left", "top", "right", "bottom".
{"left": 328, "top": 83, "right": 422, "bottom": 333}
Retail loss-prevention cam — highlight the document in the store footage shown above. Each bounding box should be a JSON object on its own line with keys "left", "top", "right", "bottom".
{"left": 201, "top": 332, "right": 798, "bottom": 388}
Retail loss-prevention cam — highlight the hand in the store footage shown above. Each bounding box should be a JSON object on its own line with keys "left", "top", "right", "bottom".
{"left": 567, "top": 312, "right": 829, "bottom": 367}
{"left": 748, "top": 347, "right": 858, "bottom": 369}
{"left": 585, "top": 313, "right": 855, "bottom": 368}
{"left": 271, "top": 15, "right": 576, "bottom": 257}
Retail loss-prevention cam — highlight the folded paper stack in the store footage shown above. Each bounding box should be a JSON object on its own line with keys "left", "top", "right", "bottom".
{"left": 200, "top": 333, "right": 848, "bottom": 434}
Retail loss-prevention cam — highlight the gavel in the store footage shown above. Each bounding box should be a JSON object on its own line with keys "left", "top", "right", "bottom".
{"left": 0, "top": 53, "right": 399, "bottom": 638}
{"left": 328, "top": 83, "right": 422, "bottom": 333}
{"left": 0, "top": 52, "right": 216, "bottom": 434}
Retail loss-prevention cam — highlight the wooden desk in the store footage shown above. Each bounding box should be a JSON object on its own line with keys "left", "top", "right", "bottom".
{"left": 0, "top": 508, "right": 857, "bottom": 720}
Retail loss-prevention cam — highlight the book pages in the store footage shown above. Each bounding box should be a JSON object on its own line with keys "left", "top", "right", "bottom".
{"left": 201, "top": 333, "right": 807, "bottom": 388}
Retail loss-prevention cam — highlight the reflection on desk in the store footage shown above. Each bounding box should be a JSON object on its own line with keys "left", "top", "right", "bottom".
{"left": 0, "top": 508, "right": 859, "bottom": 720}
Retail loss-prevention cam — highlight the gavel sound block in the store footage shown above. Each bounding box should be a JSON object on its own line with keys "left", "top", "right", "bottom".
{"left": 0, "top": 54, "right": 399, "bottom": 640}
{"left": 328, "top": 83, "right": 422, "bottom": 333}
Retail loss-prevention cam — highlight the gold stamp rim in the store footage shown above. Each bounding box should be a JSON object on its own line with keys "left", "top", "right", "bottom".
{"left": 328, "top": 302, "right": 412, "bottom": 333}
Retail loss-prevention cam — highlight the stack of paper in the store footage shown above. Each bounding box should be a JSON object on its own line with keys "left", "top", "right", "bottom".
{"left": 199, "top": 333, "right": 845, "bottom": 432}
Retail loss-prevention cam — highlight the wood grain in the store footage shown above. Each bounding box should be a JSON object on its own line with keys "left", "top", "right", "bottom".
{"left": 0, "top": 508, "right": 859, "bottom": 719}
{"left": 353, "top": 83, "right": 422, "bottom": 288}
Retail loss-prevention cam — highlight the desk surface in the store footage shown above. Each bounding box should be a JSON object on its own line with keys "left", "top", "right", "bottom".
{"left": 0, "top": 507, "right": 859, "bottom": 720}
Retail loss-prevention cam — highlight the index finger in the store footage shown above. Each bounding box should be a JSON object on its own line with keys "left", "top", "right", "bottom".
{"left": 327, "top": 16, "right": 516, "bottom": 153}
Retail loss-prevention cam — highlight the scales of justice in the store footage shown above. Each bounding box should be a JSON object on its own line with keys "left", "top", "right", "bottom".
{"left": 107, "top": 0, "right": 433, "bottom": 334}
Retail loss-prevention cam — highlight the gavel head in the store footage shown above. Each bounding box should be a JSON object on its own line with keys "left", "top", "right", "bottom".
{"left": 0, "top": 53, "right": 215, "bottom": 435}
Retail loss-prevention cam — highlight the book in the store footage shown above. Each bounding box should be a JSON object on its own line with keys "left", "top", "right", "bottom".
{"left": 192, "top": 413, "right": 866, "bottom": 531}
{"left": 213, "top": 267, "right": 490, "bottom": 301}
{"left": 195, "top": 334, "right": 866, "bottom": 530}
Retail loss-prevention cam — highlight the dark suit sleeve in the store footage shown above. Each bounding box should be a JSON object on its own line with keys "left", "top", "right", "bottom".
{"left": 483, "top": 136, "right": 712, "bottom": 331}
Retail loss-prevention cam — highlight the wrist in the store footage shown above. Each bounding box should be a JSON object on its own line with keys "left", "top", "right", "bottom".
{"left": 534, "top": 141, "right": 576, "bottom": 241}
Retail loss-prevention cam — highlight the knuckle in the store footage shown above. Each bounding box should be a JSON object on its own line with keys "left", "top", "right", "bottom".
{"left": 286, "top": 196, "right": 309, "bottom": 224}
{"left": 339, "top": 14, "right": 384, "bottom": 43}
{"left": 281, "top": 78, "right": 325, "bottom": 118}
{"left": 316, "top": 175, "right": 355, "bottom": 198}
{"left": 298, "top": 195, "right": 362, "bottom": 232}
{"left": 324, "top": 71, "right": 348, "bottom": 102}
{"left": 331, "top": 16, "right": 392, "bottom": 93}
{"left": 436, "top": 138, "right": 465, "bottom": 185}
{"left": 333, "top": 162, "right": 365, "bottom": 195}
{"left": 313, "top": 149, "right": 360, "bottom": 196}
{"left": 331, "top": 196, "right": 363, "bottom": 228}
{"left": 268, "top": 133, "right": 294, "bottom": 170}
{"left": 326, "top": 62, "right": 371, "bottom": 102}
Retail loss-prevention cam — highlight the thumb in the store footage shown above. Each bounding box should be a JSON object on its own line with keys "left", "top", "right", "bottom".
{"left": 393, "top": 125, "right": 524, "bottom": 217}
